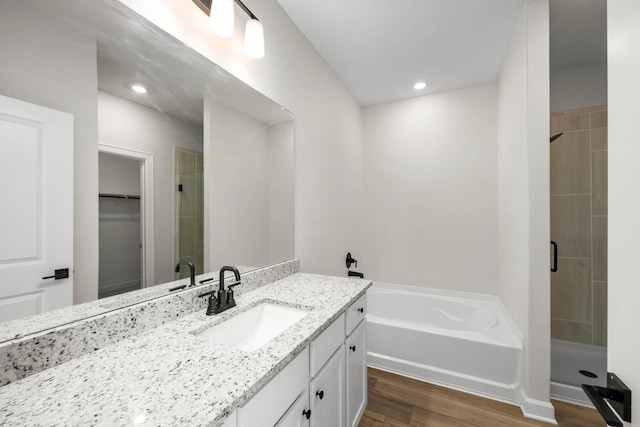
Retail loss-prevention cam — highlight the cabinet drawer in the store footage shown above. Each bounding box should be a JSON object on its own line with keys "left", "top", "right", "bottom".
{"left": 345, "top": 294, "right": 367, "bottom": 336}
{"left": 238, "top": 346, "right": 309, "bottom": 427}
{"left": 310, "top": 313, "right": 345, "bottom": 377}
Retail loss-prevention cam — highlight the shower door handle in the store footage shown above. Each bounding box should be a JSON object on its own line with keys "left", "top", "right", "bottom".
{"left": 550, "top": 241, "right": 558, "bottom": 273}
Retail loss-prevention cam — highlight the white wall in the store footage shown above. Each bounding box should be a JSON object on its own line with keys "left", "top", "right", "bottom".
{"left": 99, "top": 153, "right": 141, "bottom": 196}
{"left": 268, "top": 121, "right": 295, "bottom": 264}
{"left": 204, "top": 99, "right": 270, "bottom": 270}
{"left": 362, "top": 84, "right": 498, "bottom": 293}
{"left": 98, "top": 91, "right": 202, "bottom": 284}
{"left": 608, "top": 1, "right": 640, "bottom": 424}
{"left": 550, "top": 62, "right": 607, "bottom": 112}
{"left": 0, "top": 2, "right": 99, "bottom": 305}
{"left": 119, "top": 0, "right": 363, "bottom": 277}
{"left": 497, "top": 0, "right": 552, "bottom": 421}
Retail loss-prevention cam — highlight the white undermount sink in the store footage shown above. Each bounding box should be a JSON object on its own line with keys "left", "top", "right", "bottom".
{"left": 194, "top": 302, "right": 309, "bottom": 352}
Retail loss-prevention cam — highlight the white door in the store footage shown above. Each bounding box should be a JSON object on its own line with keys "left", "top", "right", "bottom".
{"left": 0, "top": 95, "right": 73, "bottom": 322}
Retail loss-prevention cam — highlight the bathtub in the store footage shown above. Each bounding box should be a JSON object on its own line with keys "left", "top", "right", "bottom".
{"left": 367, "top": 282, "right": 524, "bottom": 404}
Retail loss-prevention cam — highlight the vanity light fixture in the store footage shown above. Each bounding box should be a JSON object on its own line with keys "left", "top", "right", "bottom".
{"left": 413, "top": 82, "right": 427, "bottom": 90}
{"left": 131, "top": 84, "right": 147, "bottom": 94}
{"left": 193, "top": 0, "right": 265, "bottom": 59}
{"left": 209, "top": 0, "right": 234, "bottom": 37}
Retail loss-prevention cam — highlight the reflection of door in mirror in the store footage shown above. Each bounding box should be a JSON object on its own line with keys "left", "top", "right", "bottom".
{"left": 174, "top": 147, "right": 204, "bottom": 277}
{"left": 98, "top": 153, "right": 142, "bottom": 299}
{"left": 0, "top": 95, "right": 74, "bottom": 323}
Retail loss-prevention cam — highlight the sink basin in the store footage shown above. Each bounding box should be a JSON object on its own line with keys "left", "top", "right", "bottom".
{"left": 194, "top": 303, "right": 309, "bottom": 352}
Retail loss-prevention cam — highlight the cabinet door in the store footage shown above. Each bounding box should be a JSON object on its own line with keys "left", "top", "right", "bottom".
{"left": 275, "top": 390, "right": 310, "bottom": 427}
{"left": 346, "top": 321, "right": 367, "bottom": 427}
{"left": 310, "top": 345, "right": 345, "bottom": 427}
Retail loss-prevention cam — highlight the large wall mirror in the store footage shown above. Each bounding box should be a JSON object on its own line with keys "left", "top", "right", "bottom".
{"left": 0, "top": 0, "right": 294, "bottom": 340}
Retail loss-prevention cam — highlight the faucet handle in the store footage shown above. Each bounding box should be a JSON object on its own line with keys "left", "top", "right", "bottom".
{"left": 227, "top": 281, "right": 241, "bottom": 305}
{"left": 198, "top": 291, "right": 220, "bottom": 316}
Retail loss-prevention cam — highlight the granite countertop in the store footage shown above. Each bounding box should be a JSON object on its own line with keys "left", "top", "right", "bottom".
{"left": 0, "top": 273, "right": 371, "bottom": 427}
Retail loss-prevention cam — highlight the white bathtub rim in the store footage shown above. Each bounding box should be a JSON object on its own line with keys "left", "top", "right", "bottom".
{"left": 370, "top": 281, "right": 524, "bottom": 348}
{"left": 368, "top": 351, "right": 523, "bottom": 405}
{"left": 367, "top": 313, "right": 521, "bottom": 349}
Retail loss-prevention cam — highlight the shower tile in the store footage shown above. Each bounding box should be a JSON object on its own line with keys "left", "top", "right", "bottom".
{"left": 177, "top": 148, "right": 196, "bottom": 175}
{"left": 592, "top": 217, "right": 608, "bottom": 282}
{"left": 590, "top": 111, "right": 608, "bottom": 128}
{"left": 179, "top": 217, "right": 196, "bottom": 258}
{"left": 179, "top": 175, "right": 196, "bottom": 218}
{"left": 551, "top": 113, "right": 590, "bottom": 133}
{"left": 195, "top": 171, "right": 204, "bottom": 205}
{"left": 551, "top": 319, "right": 592, "bottom": 345}
{"left": 551, "top": 258, "right": 592, "bottom": 322}
{"left": 591, "top": 151, "right": 607, "bottom": 216}
{"left": 195, "top": 153, "right": 203, "bottom": 173}
{"left": 591, "top": 127, "right": 608, "bottom": 151}
{"left": 593, "top": 281, "right": 607, "bottom": 347}
{"left": 550, "top": 130, "right": 591, "bottom": 195}
{"left": 195, "top": 206, "right": 204, "bottom": 244}
{"left": 196, "top": 245, "right": 204, "bottom": 275}
{"left": 550, "top": 195, "right": 592, "bottom": 258}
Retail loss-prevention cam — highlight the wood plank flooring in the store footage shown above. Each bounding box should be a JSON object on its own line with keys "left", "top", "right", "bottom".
{"left": 359, "top": 368, "right": 605, "bottom": 427}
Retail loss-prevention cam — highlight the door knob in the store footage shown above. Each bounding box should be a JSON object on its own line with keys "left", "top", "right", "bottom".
{"left": 316, "top": 390, "right": 324, "bottom": 400}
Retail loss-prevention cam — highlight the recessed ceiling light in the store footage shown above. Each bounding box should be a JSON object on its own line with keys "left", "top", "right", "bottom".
{"left": 413, "top": 82, "right": 427, "bottom": 90}
{"left": 131, "top": 84, "right": 147, "bottom": 94}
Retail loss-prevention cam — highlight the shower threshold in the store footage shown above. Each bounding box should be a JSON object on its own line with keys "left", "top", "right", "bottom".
{"left": 550, "top": 339, "right": 606, "bottom": 407}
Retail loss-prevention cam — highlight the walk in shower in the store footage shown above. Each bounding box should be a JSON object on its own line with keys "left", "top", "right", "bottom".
{"left": 549, "top": 0, "right": 607, "bottom": 405}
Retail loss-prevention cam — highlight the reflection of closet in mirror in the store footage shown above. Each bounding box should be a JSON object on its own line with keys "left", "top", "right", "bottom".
{"left": 98, "top": 153, "right": 142, "bottom": 298}
{"left": 174, "top": 147, "right": 204, "bottom": 277}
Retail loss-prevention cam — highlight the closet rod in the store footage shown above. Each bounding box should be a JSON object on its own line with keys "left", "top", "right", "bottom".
{"left": 98, "top": 193, "right": 141, "bottom": 200}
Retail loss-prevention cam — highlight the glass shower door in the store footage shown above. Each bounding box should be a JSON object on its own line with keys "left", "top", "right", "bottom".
{"left": 549, "top": 106, "right": 608, "bottom": 398}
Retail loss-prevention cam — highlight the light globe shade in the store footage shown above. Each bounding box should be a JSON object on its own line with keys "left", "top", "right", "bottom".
{"left": 244, "top": 19, "right": 264, "bottom": 59}
{"left": 210, "top": 0, "right": 234, "bottom": 38}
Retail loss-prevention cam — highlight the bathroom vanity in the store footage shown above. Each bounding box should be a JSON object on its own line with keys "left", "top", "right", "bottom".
{"left": 0, "top": 270, "right": 370, "bottom": 427}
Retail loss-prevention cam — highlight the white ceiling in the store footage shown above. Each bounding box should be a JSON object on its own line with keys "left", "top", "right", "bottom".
{"left": 277, "top": 0, "right": 607, "bottom": 107}
{"left": 550, "top": 0, "right": 607, "bottom": 70}
{"left": 277, "top": 0, "right": 526, "bottom": 106}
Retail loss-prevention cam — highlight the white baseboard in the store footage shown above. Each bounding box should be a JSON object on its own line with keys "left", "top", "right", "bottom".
{"left": 520, "top": 390, "right": 558, "bottom": 425}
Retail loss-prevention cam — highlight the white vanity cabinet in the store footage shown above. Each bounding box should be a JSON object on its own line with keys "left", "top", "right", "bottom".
{"left": 345, "top": 321, "right": 366, "bottom": 427}
{"left": 230, "top": 295, "right": 368, "bottom": 427}
{"left": 345, "top": 293, "right": 367, "bottom": 427}
{"left": 309, "top": 345, "right": 345, "bottom": 427}
{"left": 275, "top": 390, "right": 310, "bottom": 427}
{"left": 237, "top": 347, "right": 309, "bottom": 427}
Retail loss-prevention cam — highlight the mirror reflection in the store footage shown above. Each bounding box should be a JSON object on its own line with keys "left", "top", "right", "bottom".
{"left": 0, "top": 0, "right": 294, "bottom": 337}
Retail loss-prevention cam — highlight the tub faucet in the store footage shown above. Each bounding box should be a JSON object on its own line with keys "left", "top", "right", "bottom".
{"left": 174, "top": 261, "right": 196, "bottom": 287}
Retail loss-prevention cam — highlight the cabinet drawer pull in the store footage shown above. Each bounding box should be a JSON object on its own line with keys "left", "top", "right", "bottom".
{"left": 316, "top": 390, "right": 324, "bottom": 400}
{"left": 350, "top": 345, "right": 356, "bottom": 352}
{"left": 357, "top": 307, "right": 364, "bottom": 313}
{"left": 302, "top": 409, "right": 311, "bottom": 419}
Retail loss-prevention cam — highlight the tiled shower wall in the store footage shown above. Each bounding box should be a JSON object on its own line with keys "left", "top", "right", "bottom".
{"left": 174, "top": 147, "right": 204, "bottom": 277}
{"left": 550, "top": 105, "right": 607, "bottom": 347}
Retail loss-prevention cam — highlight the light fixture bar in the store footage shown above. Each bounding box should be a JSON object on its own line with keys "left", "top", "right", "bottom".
{"left": 234, "top": 0, "right": 257, "bottom": 20}
{"left": 193, "top": 0, "right": 259, "bottom": 21}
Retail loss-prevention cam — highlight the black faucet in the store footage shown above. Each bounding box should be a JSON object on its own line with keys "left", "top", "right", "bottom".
{"left": 198, "top": 266, "right": 242, "bottom": 315}
{"left": 174, "top": 261, "right": 196, "bottom": 287}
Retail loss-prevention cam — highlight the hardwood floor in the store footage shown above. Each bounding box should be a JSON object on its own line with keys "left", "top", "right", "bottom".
{"left": 359, "top": 368, "right": 605, "bottom": 427}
